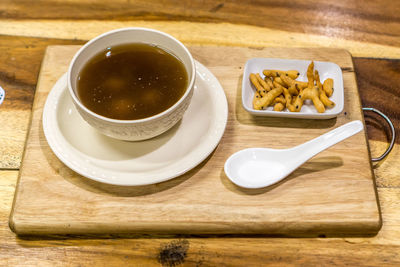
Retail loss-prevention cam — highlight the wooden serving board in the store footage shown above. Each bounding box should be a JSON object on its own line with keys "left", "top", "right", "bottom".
{"left": 9, "top": 46, "right": 381, "bottom": 236}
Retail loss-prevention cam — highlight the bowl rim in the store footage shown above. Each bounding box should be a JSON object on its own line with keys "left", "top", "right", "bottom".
{"left": 67, "top": 27, "right": 196, "bottom": 124}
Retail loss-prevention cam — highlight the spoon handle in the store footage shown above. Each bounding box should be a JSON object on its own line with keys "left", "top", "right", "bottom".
{"left": 293, "top": 120, "right": 364, "bottom": 164}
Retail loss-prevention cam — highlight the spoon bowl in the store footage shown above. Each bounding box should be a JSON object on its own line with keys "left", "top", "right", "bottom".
{"left": 224, "top": 120, "right": 364, "bottom": 189}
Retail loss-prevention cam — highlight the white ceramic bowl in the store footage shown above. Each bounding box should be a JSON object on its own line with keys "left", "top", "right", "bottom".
{"left": 242, "top": 58, "right": 344, "bottom": 119}
{"left": 67, "top": 28, "right": 196, "bottom": 141}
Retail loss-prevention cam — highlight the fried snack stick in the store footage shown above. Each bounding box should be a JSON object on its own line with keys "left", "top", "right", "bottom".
{"left": 291, "top": 95, "right": 297, "bottom": 105}
{"left": 272, "top": 80, "right": 286, "bottom": 91}
{"left": 295, "top": 81, "right": 308, "bottom": 90}
{"left": 293, "top": 86, "right": 325, "bottom": 113}
{"left": 323, "top": 78, "right": 334, "bottom": 97}
{"left": 288, "top": 84, "right": 299, "bottom": 95}
{"left": 263, "top": 70, "right": 300, "bottom": 79}
{"left": 315, "top": 70, "right": 335, "bottom": 108}
{"left": 279, "top": 75, "right": 298, "bottom": 95}
{"left": 256, "top": 73, "right": 271, "bottom": 92}
{"left": 273, "top": 95, "right": 286, "bottom": 104}
{"left": 282, "top": 87, "right": 296, "bottom": 112}
{"left": 264, "top": 76, "right": 274, "bottom": 89}
{"left": 272, "top": 77, "right": 286, "bottom": 86}
{"left": 279, "top": 74, "right": 307, "bottom": 92}
{"left": 273, "top": 102, "right": 285, "bottom": 111}
{"left": 272, "top": 81, "right": 296, "bottom": 112}
{"left": 278, "top": 74, "right": 292, "bottom": 87}
{"left": 272, "top": 80, "right": 299, "bottom": 96}
{"left": 252, "top": 92, "right": 261, "bottom": 106}
{"left": 253, "top": 87, "right": 283, "bottom": 110}
{"left": 306, "top": 61, "right": 315, "bottom": 88}
{"left": 250, "top": 73, "right": 267, "bottom": 97}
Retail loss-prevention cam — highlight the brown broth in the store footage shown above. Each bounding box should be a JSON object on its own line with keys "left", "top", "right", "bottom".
{"left": 77, "top": 43, "right": 188, "bottom": 120}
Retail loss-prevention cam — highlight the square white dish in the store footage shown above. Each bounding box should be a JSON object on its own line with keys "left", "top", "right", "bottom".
{"left": 242, "top": 58, "right": 344, "bottom": 119}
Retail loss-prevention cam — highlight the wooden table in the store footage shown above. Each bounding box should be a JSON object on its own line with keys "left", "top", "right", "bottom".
{"left": 1, "top": 1, "right": 400, "bottom": 265}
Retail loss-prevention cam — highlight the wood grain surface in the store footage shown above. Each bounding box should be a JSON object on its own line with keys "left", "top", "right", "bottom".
{"left": 354, "top": 58, "right": 400, "bottom": 145}
{"left": 10, "top": 46, "right": 380, "bottom": 236}
{"left": 1, "top": 0, "right": 399, "bottom": 48}
{"left": 0, "top": 36, "right": 83, "bottom": 169}
{"left": 1, "top": 0, "right": 400, "bottom": 265}
{"left": 2, "top": 20, "right": 400, "bottom": 59}
{"left": 1, "top": 36, "right": 398, "bottom": 170}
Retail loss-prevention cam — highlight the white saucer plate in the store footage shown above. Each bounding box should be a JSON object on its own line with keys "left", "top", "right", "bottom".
{"left": 42, "top": 61, "right": 228, "bottom": 186}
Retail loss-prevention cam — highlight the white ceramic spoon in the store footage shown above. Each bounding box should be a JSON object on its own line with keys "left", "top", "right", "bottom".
{"left": 224, "top": 120, "right": 364, "bottom": 189}
{"left": 0, "top": 86, "right": 4, "bottom": 106}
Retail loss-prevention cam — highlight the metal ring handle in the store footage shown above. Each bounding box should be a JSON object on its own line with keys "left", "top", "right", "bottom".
{"left": 362, "top": 107, "right": 396, "bottom": 162}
